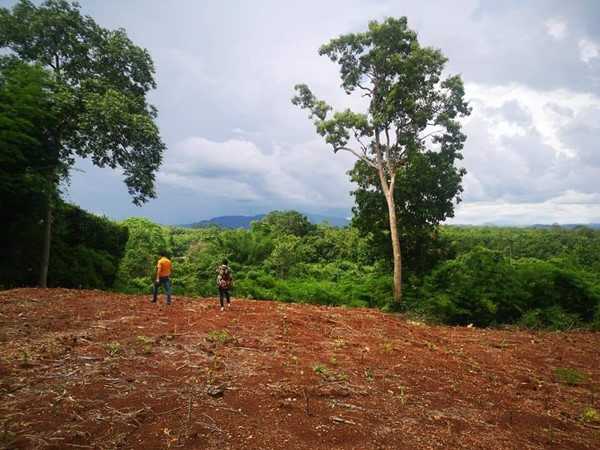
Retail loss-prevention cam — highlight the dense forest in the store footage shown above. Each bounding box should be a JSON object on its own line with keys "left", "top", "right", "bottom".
{"left": 2, "top": 1, "right": 599, "bottom": 332}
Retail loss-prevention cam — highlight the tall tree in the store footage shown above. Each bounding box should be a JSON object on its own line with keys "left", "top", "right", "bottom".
{"left": 292, "top": 17, "right": 470, "bottom": 303}
{"left": 0, "top": 0, "right": 166, "bottom": 287}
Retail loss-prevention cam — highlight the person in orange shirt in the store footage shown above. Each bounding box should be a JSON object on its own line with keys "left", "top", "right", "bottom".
{"left": 151, "top": 252, "right": 172, "bottom": 305}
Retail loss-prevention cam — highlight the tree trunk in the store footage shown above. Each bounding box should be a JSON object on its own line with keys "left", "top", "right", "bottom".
{"left": 386, "top": 192, "right": 402, "bottom": 303}
{"left": 39, "top": 180, "right": 54, "bottom": 288}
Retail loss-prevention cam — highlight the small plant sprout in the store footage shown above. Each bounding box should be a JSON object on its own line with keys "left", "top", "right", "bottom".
{"left": 137, "top": 336, "right": 153, "bottom": 354}
{"left": 104, "top": 342, "right": 122, "bottom": 357}
{"left": 382, "top": 342, "right": 394, "bottom": 353}
{"left": 398, "top": 385, "right": 407, "bottom": 405}
{"left": 333, "top": 338, "right": 346, "bottom": 349}
{"left": 313, "top": 364, "right": 328, "bottom": 376}
{"left": 20, "top": 349, "right": 32, "bottom": 367}
{"left": 581, "top": 407, "right": 600, "bottom": 424}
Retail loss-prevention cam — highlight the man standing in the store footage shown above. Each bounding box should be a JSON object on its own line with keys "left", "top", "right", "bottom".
{"left": 152, "top": 252, "right": 172, "bottom": 305}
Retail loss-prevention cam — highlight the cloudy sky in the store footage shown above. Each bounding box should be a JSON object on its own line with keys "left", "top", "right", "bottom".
{"left": 5, "top": 0, "right": 600, "bottom": 225}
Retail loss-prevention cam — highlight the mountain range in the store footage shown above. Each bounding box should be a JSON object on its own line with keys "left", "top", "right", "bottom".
{"left": 181, "top": 213, "right": 350, "bottom": 229}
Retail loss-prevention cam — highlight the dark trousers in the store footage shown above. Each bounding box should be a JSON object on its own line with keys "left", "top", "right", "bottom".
{"left": 153, "top": 277, "right": 172, "bottom": 304}
{"left": 219, "top": 287, "right": 230, "bottom": 307}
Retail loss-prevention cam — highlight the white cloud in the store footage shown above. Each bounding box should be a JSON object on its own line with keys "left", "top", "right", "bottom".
{"left": 545, "top": 18, "right": 567, "bottom": 40}
{"left": 452, "top": 196, "right": 600, "bottom": 225}
{"left": 578, "top": 39, "right": 600, "bottom": 63}
{"left": 465, "top": 83, "right": 600, "bottom": 157}
{"left": 455, "top": 83, "right": 600, "bottom": 222}
{"left": 159, "top": 136, "right": 357, "bottom": 209}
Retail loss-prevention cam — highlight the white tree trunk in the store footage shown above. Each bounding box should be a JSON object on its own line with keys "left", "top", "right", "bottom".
{"left": 376, "top": 157, "right": 402, "bottom": 304}
{"left": 386, "top": 191, "right": 402, "bottom": 303}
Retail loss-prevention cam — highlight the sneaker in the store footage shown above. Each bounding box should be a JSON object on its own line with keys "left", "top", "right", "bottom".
{"left": 220, "top": 306, "right": 224, "bottom": 312}
{"left": 227, "top": 303, "right": 231, "bottom": 308}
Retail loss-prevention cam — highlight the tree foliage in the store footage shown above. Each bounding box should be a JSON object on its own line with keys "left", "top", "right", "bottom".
{"left": 251, "top": 210, "right": 317, "bottom": 237}
{"left": 0, "top": 0, "right": 165, "bottom": 286}
{"left": 350, "top": 146, "right": 464, "bottom": 274}
{"left": 419, "top": 246, "right": 600, "bottom": 328}
{"left": 0, "top": 0, "right": 165, "bottom": 203}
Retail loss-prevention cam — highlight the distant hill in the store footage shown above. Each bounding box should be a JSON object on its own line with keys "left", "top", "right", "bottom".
{"left": 450, "top": 223, "right": 600, "bottom": 229}
{"left": 530, "top": 223, "right": 600, "bottom": 230}
{"left": 182, "top": 213, "right": 350, "bottom": 229}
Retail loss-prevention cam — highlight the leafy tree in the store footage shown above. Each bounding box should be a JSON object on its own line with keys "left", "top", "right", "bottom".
{"left": 0, "top": 59, "right": 57, "bottom": 198}
{"left": 0, "top": 0, "right": 165, "bottom": 287}
{"left": 252, "top": 210, "right": 316, "bottom": 237}
{"left": 0, "top": 59, "right": 58, "bottom": 287}
{"left": 267, "top": 235, "right": 303, "bottom": 278}
{"left": 114, "top": 218, "right": 168, "bottom": 290}
{"left": 349, "top": 146, "right": 464, "bottom": 275}
{"left": 292, "top": 17, "right": 470, "bottom": 303}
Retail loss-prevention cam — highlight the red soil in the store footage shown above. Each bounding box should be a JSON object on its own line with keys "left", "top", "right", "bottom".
{"left": 0, "top": 288, "right": 599, "bottom": 449}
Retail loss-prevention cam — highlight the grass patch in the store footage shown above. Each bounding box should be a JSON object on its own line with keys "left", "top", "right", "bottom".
{"left": 553, "top": 367, "right": 588, "bottom": 386}
{"left": 206, "top": 330, "right": 234, "bottom": 344}
{"left": 313, "top": 363, "right": 348, "bottom": 382}
{"left": 581, "top": 407, "right": 600, "bottom": 424}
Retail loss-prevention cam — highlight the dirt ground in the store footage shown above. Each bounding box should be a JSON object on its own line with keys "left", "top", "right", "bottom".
{"left": 0, "top": 288, "right": 599, "bottom": 450}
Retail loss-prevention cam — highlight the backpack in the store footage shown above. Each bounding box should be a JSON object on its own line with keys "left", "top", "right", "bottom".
{"left": 218, "top": 265, "right": 233, "bottom": 289}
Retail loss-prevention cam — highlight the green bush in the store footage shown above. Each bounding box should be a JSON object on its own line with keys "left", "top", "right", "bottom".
{"left": 519, "top": 307, "right": 581, "bottom": 331}
{"left": 419, "top": 247, "right": 600, "bottom": 327}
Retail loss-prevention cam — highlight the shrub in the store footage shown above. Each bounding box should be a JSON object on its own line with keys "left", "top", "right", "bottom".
{"left": 419, "top": 247, "right": 600, "bottom": 327}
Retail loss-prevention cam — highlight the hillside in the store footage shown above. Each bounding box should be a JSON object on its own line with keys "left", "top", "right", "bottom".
{"left": 1, "top": 289, "right": 599, "bottom": 449}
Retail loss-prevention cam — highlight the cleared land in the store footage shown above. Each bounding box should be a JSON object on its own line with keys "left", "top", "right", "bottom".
{"left": 1, "top": 288, "right": 599, "bottom": 449}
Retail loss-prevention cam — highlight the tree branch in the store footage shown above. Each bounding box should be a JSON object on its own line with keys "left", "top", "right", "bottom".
{"left": 418, "top": 128, "right": 445, "bottom": 142}
{"left": 352, "top": 130, "right": 369, "bottom": 155}
{"left": 357, "top": 82, "right": 373, "bottom": 96}
{"left": 334, "top": 146, "right": 377, "bottom": 168}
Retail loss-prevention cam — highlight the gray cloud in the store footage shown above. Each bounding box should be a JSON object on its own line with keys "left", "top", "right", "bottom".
{"left": 2, "top": 0, "right": 597, "bottom": 224}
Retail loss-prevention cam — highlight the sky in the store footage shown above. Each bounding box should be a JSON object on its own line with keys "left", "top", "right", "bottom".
{"left": 3, "top": 0, "right": 600, "bottom": 225}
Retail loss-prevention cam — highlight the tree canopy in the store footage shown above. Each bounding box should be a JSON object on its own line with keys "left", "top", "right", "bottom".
{"left": 0, "top": 0, "right": 165, "bottom": 203}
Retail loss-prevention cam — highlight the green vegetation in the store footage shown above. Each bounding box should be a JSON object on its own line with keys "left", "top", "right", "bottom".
{"left": 107, "top": 212, "right": 600, "bottom": 331}
{"left": 581, "top": 407, "right": 600, "bottom": 424}
{"left": 553, "top": 367, "right": 589, "bottom": 386}
{"left": 104, "top": 342, "right": 122, "bottom": 357}
{"left": 114, "top": 211, "right": 393, "bottom": 309}
{"left": 205, "top": 330, "right": 235, "bottom": 344}
{"left": 1, "top": 199, "right": 128, "bottom": 290}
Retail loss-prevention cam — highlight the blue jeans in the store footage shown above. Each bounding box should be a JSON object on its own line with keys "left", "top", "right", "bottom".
{"left": 152, "top": 277, "right": 172, "bottom": 304}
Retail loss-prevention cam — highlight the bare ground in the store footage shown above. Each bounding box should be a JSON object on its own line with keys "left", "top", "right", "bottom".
{"left": 0, "top": 288, "right": 599, "bottom": 449}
